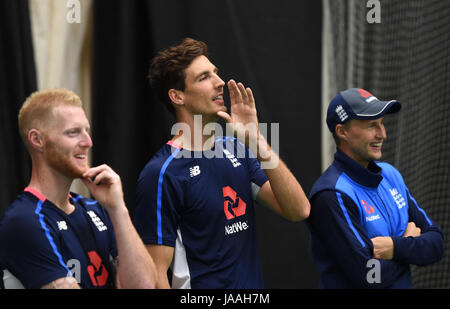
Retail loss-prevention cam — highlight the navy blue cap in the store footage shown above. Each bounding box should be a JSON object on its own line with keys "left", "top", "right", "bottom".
{"left": 326, "top": 88, "right": 401, "bottom": 132}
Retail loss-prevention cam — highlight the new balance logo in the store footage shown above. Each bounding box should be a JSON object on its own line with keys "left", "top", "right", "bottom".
{"left": 189, "top": 165, "right": 201, "bottom": 177}
{"left": 57, "top": 220, "right": 68, "bottom": 231}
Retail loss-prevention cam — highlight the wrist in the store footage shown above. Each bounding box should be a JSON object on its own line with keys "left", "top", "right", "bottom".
{"left": 256, "top": 135, "right": 272, "bottom": 161}
{"left": 105, "top": 201, "right": 129, "bottom": 218}
{"left": 246, "top": 132, "right": 268, "bottom": 158}
{"left": 391, "top": 236, "right": 406, "bottom": 261}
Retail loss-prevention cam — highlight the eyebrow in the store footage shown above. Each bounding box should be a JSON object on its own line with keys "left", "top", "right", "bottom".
{"left": 366, "top": 118, "right": 384, "bottom": 126}
{"left": 63, "top": 125, "right": 91, "bottom": 132}
{"left": 195, "top": 67, "right": 219, "bottom": 80}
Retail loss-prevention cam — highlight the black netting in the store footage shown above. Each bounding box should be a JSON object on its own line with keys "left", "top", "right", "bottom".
{"left": 324, "top": 0, "right": 450, "bottom": 288}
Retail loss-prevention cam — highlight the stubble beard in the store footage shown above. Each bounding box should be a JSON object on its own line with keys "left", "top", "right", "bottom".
{"left": 45, "top": 141, "right": 89, "bottom": 179}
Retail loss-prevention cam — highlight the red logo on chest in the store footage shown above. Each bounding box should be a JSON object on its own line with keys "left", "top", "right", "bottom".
{"left": 362, "top": 200, "right": 375, "bottom": 214}
{"left": 223, "top": 186, "right": 247, "bottom": 220}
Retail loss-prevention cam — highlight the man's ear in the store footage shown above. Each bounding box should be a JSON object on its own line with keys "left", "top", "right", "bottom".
{"left": 168, "top": 89, "right": 184, "bottom": 107}
{"left": 335, "top": 123, "right": 347, "bottom": 141}
{"left": 28, "top": 129, "right": 45, "bottom": 152}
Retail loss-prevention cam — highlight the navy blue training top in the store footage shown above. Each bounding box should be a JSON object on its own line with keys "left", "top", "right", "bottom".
{"left": 307, "top": 149, "right": 444, "bottom": 288}
{"left": 134, "top": 137, "right": 268, "bottom": 289}
{"left": 0, "top": 188, "right": 117, "bottom": 289}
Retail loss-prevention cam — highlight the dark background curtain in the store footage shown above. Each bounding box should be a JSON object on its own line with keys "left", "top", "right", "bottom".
{"left": 0, "top": 0, "right": 36, "bottom": 216}
{"left": 92, "top": 0, "right": 322, "bottom": 288}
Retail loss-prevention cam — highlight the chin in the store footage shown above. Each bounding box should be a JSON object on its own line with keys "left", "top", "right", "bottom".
{"left": 50, "top": 157, "right": 89, "bottom": 179}
{"left": 370, "top": 153, "right": 383, "bottom": 161}
{"left": 62, "top": 165, "right": 88, "bottom": 179}
{"left": 211, "top": 104, "right": 226, "bottom": 114}
{"left": 74, "top": 165, "right": 90, "bottom": 178}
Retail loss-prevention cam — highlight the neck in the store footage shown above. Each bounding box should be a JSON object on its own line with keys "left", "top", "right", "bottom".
{"left": 28, "top": 159, "right": 75, "bottom": 214}
{"left": 172, "top": 113, "right": 218, "bottom": 151}
{"left": 337, "top": 146, "right": 370, "bottom": 168}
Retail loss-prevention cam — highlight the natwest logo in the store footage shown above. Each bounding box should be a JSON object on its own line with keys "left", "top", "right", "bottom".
{"left": 362, "top": 199, "right": 381, "bottom": 222}
{"left": 362, "top": 200, "right": 375, "bottom": 215}
{"left": 225, "top": 221, "right": 249, "bottom": 235}
{"left": 223, "top": 186, "right": 246, "bottom": 220}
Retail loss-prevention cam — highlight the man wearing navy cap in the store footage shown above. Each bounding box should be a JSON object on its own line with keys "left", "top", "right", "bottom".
{"left": 307, "top": 88, "right": 444, "bottom": 288}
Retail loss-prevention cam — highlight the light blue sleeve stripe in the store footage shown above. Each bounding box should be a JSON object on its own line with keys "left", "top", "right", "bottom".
{"left": 71, "top": 194, "right": 97, "bottom": 205}
{"left": 83, "top": 200, "right": 98, "bottom": 205}
{"left": 336, "top": 192, "right": 366, "bottom": 248}
{"left": 407, "top": 190, "right": 433, "bottom": 226}
{"left": 34, "top": 200, "right": 72, "bottom": 276}
{"left": 157, "top": 148, "right": 181, "bottom": 245}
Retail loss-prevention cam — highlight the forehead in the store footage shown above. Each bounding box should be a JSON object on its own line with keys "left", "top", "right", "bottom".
{"left": 50, "top": 105, "right": 89, "bottom": 128}
{"left": 348, "top": 117, "right": 384, "bottom": 127}
{"left": 184, "top": 55, "right": 216, "bottom": 78}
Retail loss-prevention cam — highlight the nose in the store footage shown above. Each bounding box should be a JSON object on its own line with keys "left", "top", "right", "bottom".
{"left": 214, "top": 73, "right": 225, "bottom": 89}
{"left": 377, "top": 123, "right": 387, "bottom": 140}
{"left": 80, "top": 130, "right": 93, "bottom": 148}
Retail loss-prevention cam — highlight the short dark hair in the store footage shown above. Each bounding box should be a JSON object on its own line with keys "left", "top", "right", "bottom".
{"left": 148, "top": 38, "right": 209, "bottom": 115}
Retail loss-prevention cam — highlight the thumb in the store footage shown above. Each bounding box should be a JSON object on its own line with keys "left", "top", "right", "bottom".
{"left": 81, "top": 177, "right": 96, "bottom": 192}
{"left": 81, "top": 177, "right": 91, "bottom": 187}
{"left": 217, "top": 111, "right": 232, "bottom": 123}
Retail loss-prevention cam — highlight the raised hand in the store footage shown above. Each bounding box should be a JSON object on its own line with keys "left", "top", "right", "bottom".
{"left": 81, "top": 164, "right": 125, "bottom": 212}
{"left": 217, "top": 79, "right": 260, "bottom": 146}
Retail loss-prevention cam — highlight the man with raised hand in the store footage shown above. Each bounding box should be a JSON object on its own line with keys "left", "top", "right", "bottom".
{"left": 134, "top": 38, "right": 310, "bottom": 289}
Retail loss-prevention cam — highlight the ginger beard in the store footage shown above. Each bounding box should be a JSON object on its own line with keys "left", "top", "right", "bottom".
{"left": 44, "top": 139, "right": 90, "bottom": 179}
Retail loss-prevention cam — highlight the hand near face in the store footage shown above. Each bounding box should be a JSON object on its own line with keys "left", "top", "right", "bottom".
{"left": 81, "top": 164, "right": 125, "bottom": 212}
{"left": 217, "top": 80, "right": 259, "bottom": 136}
{"left": 217, "top": 80, "right": 262, "bottom": 150}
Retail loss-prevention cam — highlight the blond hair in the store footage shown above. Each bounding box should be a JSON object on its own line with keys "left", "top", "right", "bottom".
{"left": 18, "top": 88, "right": 83, "bottom": 148}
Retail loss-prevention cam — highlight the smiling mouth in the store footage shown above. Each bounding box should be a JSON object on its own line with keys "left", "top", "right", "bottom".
{"left": 370, "top": 142, "right": 383, "bottom": 149}
{"left": 75, "top": 154, "right": 87, "bottom": 160}
{"left": 213, "top": 94, "right": 224, "bottom": 102}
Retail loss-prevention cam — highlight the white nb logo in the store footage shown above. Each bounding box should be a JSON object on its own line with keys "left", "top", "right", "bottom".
{"left": 190, "top": 165, "right": 201, "bottom": 177}
{"left": 57, "top": 221, "right": 68, "bottom": 231}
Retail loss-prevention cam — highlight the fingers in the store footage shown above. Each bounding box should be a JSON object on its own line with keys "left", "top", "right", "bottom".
{"left": 82, "top": 164, "right": 119, "bottom": 186}
{"left": 228, "top": 80, "right": 238, "bottom": 105}
{"left": 216, "top": 111, "right": 232, "bottom": 123}
{"left": 81, "top": 166, "right": 125, "bottom": 211}
{"left": 237, "top": 82, "right": 249, "bottom": 104}
{"left": 246, "top": 86, "right": 255, "bottom": 107}
{"left": 403, "top": 222, "right": 421, "bottom": 237}
{"left": 227, "top": 79, "right": 254, "bottom": 107}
